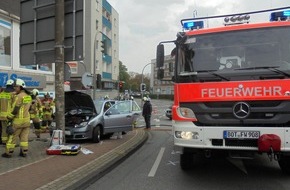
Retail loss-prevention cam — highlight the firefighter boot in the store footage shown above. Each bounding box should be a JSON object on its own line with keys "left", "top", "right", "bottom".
{"left": 2, "top": 153, "right": 12, "bottom": 158}
{"left": 19, "top": 149, "right": 27, "bottom": 157}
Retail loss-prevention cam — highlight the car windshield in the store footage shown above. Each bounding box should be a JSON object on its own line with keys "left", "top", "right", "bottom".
{"left": 94, "top": 100, "right": 105, "bottom": 113}
{"left": 177, "top": 26, "right": 290, "bottom": 78}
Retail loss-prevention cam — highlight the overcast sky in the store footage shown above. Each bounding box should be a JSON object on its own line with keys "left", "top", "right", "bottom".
{"left": 107, "top": 0, "right": 290, "bottom": 74}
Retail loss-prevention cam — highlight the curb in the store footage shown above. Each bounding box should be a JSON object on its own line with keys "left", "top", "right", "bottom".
{"left": 36, "top": 129, "right": 148, "bottom": 190}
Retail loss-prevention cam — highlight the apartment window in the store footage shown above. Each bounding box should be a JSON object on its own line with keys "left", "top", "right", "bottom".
{"left": 0, "top": 19, "right": 11, "bottom": 67}
{"left": 96, "top": 20, "right": 99, "bottom": 30}
{"left": 96, "top": 0, "right": 99, "bottom": 11}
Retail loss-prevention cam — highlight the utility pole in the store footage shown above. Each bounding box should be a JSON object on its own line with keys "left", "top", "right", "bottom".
{"left": 93, "top": 33, "right": 97, "bottom": 100}
{"left": 55, "top": 0, "right": 65, "bottom": 143}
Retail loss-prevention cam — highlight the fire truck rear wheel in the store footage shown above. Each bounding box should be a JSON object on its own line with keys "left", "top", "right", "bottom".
{"left": 180, "top": 152, "right": 196, "bottom": 170}
{"left": 278, "top": 154, "right": 290, "bottom": 175}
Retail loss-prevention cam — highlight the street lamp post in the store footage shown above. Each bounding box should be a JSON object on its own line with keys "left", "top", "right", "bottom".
{"left": 141, "top": 63, "right": 154, "bottom": 105}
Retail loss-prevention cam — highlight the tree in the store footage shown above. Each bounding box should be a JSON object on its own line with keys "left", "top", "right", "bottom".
{"left": 119, "top": 61, "right": 130, "bottom": 92}
{"left": 119, "top": 62, "right": 151, "bottom": 94}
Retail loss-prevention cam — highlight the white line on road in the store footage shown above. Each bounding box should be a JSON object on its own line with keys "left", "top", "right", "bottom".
{"left": 148, "top": 147, "right": 165, "bottom": 177}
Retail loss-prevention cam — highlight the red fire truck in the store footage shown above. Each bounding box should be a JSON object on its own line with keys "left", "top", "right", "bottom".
{"left": 156, "top": 7, "right": 290, "bottom": 174}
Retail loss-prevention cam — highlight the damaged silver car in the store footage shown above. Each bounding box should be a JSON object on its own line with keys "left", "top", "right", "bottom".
{"left": 64, "top": 91, "right": 141, "bottom": 143}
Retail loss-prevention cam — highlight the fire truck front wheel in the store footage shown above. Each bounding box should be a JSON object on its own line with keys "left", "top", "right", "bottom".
{"left": 278, "top": 154, "right": 290, "bottom": 175}
{"left": 180, "top": 151, "right": 196, "bottom": 170}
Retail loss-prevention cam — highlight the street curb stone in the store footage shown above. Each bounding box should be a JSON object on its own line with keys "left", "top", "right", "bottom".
{"left": 36, "top": 129, "right": 148, "bottom": 190}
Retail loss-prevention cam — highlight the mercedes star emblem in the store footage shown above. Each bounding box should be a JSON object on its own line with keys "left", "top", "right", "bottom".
{"left": 233, "top": 102, "right": 250, "bottom": 119}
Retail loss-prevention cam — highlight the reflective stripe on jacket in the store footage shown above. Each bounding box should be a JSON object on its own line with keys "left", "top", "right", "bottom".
{"left": 10, "top": 91, "right": 32, "bottom": 125}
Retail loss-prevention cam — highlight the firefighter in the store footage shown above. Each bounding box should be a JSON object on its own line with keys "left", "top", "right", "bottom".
{"left": 30, "top": 89, "right": 42, "bottom": 139}
{"left": 0, "top": 79, "right": 15, "bottom": 144}
{"left": 41, "top": 92, "right": 54, "bottom": 133}
{"left": 142, "top": 97, "right": 152, "bottom": 130}
{"left": 2, "top": 79, "right": 32, "bottom": 158}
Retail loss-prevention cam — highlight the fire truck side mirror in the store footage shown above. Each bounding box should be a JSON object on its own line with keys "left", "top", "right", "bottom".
{"left": 156, "top": 44, "right": 164, "bottom": 68}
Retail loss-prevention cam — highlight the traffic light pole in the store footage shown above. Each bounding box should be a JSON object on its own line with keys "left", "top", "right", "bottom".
{"left": 55, "top": 0, "right": 65, "bottom": 143}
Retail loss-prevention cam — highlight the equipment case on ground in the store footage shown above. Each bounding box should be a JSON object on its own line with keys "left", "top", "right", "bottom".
{"left": 46, "top": 144, "right": 81, "bottom": 155}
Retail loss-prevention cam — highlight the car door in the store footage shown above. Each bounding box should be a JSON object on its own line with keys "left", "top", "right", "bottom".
{"left": 103, "top": 101, "right": 134, "bottom": 133}
{"left": 131, "top": 100, "right": 141, "bottom": 121}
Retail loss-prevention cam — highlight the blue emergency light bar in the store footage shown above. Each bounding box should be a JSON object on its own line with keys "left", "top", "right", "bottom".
{"left": 270, "top": 10, "right": 290, "bottom": 21}
{"left": 183, "top": 21, "right": 204, "bottom": 30}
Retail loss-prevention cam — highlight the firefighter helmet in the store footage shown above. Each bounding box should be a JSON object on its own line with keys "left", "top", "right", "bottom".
{"left": 14, "top": 79, "right": 26, "bottom": 87}
{"left": 104, "top": 95, "right": 109, "bottom": 100}
{"left": 44, "top": 92, "right": 50, "bottom": 98}
{"left": 6, "top": 79, "right": 14, "bottom": 86}
{"left": 32, "top": 89, "right": 39, "bottom": 96}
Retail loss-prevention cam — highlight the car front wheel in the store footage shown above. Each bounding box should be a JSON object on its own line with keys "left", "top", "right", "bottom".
{"left": 92, "top": 126, "right": 101, "bottom": 143}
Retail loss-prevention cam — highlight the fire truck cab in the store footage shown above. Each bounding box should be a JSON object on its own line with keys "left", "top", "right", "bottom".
{"left": 156, "top": 7, "right": 290, "bottom": 174}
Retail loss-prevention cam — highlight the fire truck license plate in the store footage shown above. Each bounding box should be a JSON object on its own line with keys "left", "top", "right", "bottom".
{"left": 223, "top": 131, "right": 260, "bottom": 139}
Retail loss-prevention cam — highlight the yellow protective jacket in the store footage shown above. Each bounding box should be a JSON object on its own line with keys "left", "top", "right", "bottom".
{"left": 42, "top": 98, "right": 54, "bottom": 121}
{"left": 30, "top": 96, "right": 42, "bottom": 119}
{"left": 8, "top": 90, "right": 32, "bottom": 127}
{"left": 0, "top": 91, "right": 14, "bottom": 121}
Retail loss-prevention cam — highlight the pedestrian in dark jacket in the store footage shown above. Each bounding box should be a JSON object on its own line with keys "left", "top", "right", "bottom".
{"left": 142, "top": 97, "right": 152, "bottom": 129}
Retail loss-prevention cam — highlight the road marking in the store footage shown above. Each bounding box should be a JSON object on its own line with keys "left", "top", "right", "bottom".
{"left": 148, "top": 147, "right": 165, "bottom": 177}
{"left": 167, "top": 160, "right": 179, "bottom": 166}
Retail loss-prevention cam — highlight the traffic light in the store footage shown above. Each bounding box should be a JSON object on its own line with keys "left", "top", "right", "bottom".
{"left": 140, "top": 83, "right": 146, "bottom": 91}
{"left": 119, "top": 81, "right": 123, "bottom": 90}
{"left": 101, "top": 39, "right": 107, "bottom": 55}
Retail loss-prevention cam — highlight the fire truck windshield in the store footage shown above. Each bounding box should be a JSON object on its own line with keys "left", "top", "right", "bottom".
{"left": 177, "top": 26, "right": 290, "bottom": 81}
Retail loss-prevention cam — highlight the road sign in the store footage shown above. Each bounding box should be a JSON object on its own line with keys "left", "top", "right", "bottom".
{"left": 81, "top": 72, "right": 93, "bottom": 88}
{"left": 20, "top": 0, "right": 84, "bottom": 65}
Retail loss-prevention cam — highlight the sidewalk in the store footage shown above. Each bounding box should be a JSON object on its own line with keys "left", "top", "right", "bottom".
{"left": 0, "top": 128, "right": 148, "bottom": 190}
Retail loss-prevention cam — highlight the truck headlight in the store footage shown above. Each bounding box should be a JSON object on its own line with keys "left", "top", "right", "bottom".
{"left": 175, "top": 131, "right": 199, "bottom": 140}
{"left": 177, "top": 107, "right": 196, "bottom": 119}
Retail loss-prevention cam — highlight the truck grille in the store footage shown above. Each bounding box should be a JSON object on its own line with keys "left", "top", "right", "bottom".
{"left": 181, "top": 100, "right": 290, "bottom": 127}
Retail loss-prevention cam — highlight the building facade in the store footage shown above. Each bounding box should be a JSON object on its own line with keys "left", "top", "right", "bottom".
{"left": 150, "top": 55, "right": 174, "bottom": 95}
{"left": 71, "top": 0, "right": 119, "bottom": 96}
{"left": 0, "top": 0, "right": 119, "bottom": 99}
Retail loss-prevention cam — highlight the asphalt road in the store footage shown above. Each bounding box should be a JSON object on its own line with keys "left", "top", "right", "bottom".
{"left": 135, "top": 98, "right": 173, "bottom": 128}
{"left": 83, "top": 99, "right": 290, "bottom": 190}
{"left": 85, "top": 128, "right": 290, "bottom": 190}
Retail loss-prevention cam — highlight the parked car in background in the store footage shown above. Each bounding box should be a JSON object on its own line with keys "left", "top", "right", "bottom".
{"left": 165, "top": 105, "right": 172, "bottom": 120}
{"left": 64, "top": 91, "right": 141, "bottom": 143}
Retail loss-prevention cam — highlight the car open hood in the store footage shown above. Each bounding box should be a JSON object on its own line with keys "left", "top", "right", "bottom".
{"left": 65, "top": 90, "right": 96, "bottom": 113}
